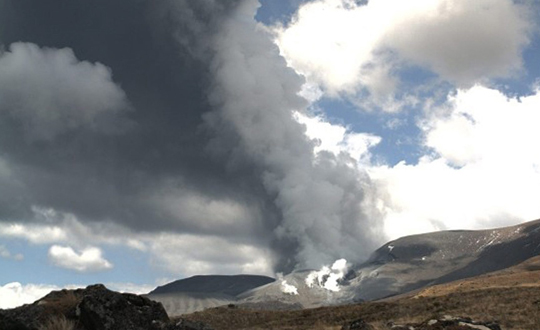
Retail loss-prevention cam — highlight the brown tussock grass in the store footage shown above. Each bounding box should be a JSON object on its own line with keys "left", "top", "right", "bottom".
{"left": 41, "top": 290, "right": 81, "bottom": 315}
{"left": 37, "top": 314, "right": 76, "bottom": 330}
{"left": 183, "top": 286, "right": 540, "bottom": 329}
{"left": 180, "top": 257, "right": 540, "bottom": 329}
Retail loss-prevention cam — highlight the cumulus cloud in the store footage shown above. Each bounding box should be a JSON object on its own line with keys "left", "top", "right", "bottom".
{"left": 0, "top": 0, "right": 281, "bottom": 276}
{"left": 0, "top": 0, "right": 535, "bottom": 283}
{"left": 382, "top": 0, "right": 532, "bottom": 84}
{"left": 48, "top": 245, "right": 113, "bottom": 272}
{"left": 275, "top": 0, "right": 533, "bottom": 105}
{"left": 294, "top": 112, "right": 381, "bottom": 164}
{"left": 0, "top": 208, "right": 272, "bottom": 277}
{"left": 148, "top": 232, "right": 275, "bottom": 276}
{"left": 293, "top": 80, "right": 540, "bottom": 240}
{"left": 0, "top": 224, "right": 67, "bottom": 245}
{"left": 0, "top": 207, "right": 148, "bottom": 251}
{"left": 0, "top": 0, "right": 535, "bottom": 287}
{"left": 424, "top": 85, "right": 540, "bottom": 167}
{"left": 370, "top": 85, "right": 540, "bottom": 239}
{"left": 0, "top": 282, "right": 63, "bottom": 309}
{"left": 0, "top": 42, "right": 131, "bottom": 141}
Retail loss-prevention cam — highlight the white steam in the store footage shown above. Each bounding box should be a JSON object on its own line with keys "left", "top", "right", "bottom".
{"left": 281, "top": 280, "right": 299, "bottom": 295}
{"left": 277, "top": 272, "right": 299, "bottom": 295}
{"left": 305, "top": 258, "right": 348, "bottom": 292}
{"left": 206, "top": 0, "right": 382, "bottom": 271}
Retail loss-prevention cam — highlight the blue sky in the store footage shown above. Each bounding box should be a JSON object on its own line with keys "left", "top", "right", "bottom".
{"left": 1, "top": 0, "right": 540, "bottom": 308}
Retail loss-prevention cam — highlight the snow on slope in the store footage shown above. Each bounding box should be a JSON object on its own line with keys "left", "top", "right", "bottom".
{"left": 150, "top": 219, "right": 540, "bottom": 315}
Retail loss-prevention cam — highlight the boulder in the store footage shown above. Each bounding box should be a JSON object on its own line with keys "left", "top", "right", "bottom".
{"left": 0, "top": 311, "right": 31, "bottom": 330}
{"left": 389, "top": 315, "right": 502, "bottom": 329}
{"left": 0, "top": 284, "right": 213, "bottom": 330}
{"left": 341, "top": 318, "right": 375, "bottom": 330}
{"left": 77, "top": 284, "right": 170, "bottom": 330}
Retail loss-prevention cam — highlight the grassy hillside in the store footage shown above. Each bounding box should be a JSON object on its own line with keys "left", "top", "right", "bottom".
{"left": 181, "top": 256, "right": 540, "bottom": 329}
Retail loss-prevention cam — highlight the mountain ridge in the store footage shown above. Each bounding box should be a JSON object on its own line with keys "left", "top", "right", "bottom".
{"left": 149, "top": 274, "right": 275, "bottom": 296}
{"left": 149, "top": 218, "right": 540, "bottom": 316}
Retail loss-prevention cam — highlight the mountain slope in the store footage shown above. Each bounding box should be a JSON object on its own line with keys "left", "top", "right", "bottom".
{"left": 150, "top": 219, "right": 540, "bottom": 316}
{"left": 147, "top": 275, "right": 275, "bottom": 316}
{"left": 343, "top": 218, "right": 540, "bottom": 301}
{"left": 183, "top": 254, "right": 540, "bottom": 329}
{"left": 238, "top": 218, "right": 540, "bottom": 309}
{"left": 149, "top": 275, "right": 275, "bottom": 296}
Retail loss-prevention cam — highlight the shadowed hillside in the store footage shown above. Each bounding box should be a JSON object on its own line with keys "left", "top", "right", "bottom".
{"left": 150, "top": 275, "right": 275, "bottom": 296}
{"left": 182, "top": 255, "right": 540, "bottom": 329}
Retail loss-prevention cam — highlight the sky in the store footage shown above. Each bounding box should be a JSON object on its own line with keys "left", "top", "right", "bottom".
{"left": 1, "top": 0, "right": 540, "bottom": 308}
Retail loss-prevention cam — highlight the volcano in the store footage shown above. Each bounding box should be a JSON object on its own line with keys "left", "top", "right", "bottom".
{"left": 148, "top": 219, "right": 540, "bottom": 316}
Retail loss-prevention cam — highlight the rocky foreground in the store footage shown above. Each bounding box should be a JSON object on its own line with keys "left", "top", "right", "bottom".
{"left": 342, "top": 315, "right": 502, "bottom": 330}
{"left": 0, "top": 284, "right": 213, "bottom": 330}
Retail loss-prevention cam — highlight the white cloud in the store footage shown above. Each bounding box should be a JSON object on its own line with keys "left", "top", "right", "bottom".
{"left": 0, "top": 245, "right": 23, "bottom": 261}
{"left": 0, "top": 281, "right": 159, "bottom": 309}
{"left": 295, "top": 112, "right": 381, "bottom": 164}
{"left": 425, "top": 85, "right": 540, "bottom": 167}
{"left": 0, "top": 245, "right": 9, "bottom": 258}
{"left": 0, "top": 42, "right": 130, "bottom": 141}
{"left": 150, "top": 184, "right": 261, "bottom": 236}
{"left": 382, "top": 0, "right": 532, "bottom": 85}
{"left": 275, "top": 0, "right": 532, "bottom": 104}
{"left": 0, "top": 282, "right": 61, "bottom": 309}
{"left": 0, "top": 206, "right": 273, "bottom": 278}
{"left": 0, "top": 206, "right": 148, "bottom": 251}
{"left": 105, "top": 282, "right": 156, "bottom": 295}
{"left": 148, "top": 233, "right": 274, "bottom": 276}
{"left": 275, "top": 0, "right": 383, "bottom": 95}
{"left": 369, "top": 85, "right": 540, "bottom": 239}
{"left": 0, "top": 223, "right": 67, "bottom": 244}
{"left": 48, "top": 245, "right": 113, "bottom": 272}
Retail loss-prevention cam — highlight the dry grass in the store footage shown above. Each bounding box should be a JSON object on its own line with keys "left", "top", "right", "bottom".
{"left": 415, "top": 256, "right": 540, "bottom": 299}
{"left": 40, "top": 290, "right": 81, "bottom": 316}
{"left": 37, "top": 314, "right": 76, "bottom": 330}
{"left": 182, "top": 286, "right": 540, "bottom": 329}
{"left": 178, "top": 257, "right": 540, "bottom": 329}
{"left": 37, "top": 289, "right": 82, "bottom": 329}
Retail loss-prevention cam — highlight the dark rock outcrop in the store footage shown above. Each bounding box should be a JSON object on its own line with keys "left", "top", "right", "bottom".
{"left": 341, "top": 315, "right": 501, "bottom": 330}
{"left": 388, "top": 315, "right": 502, "bottom": 329}
{"left": 341, "top": 318, "right": 375, "bottom": 330}
{"left": 77, "top": 284, "right": 169, "bottom": 330}
{"left": 0, "top": 284, "right": 213, "bottom": 330}
{"left": 0, "top": 311, "right": 29, "bottom": 330}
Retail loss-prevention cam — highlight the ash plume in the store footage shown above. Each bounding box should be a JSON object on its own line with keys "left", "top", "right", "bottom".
{"left": 0, "top": 0, "right": 383, "bottom": 274}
